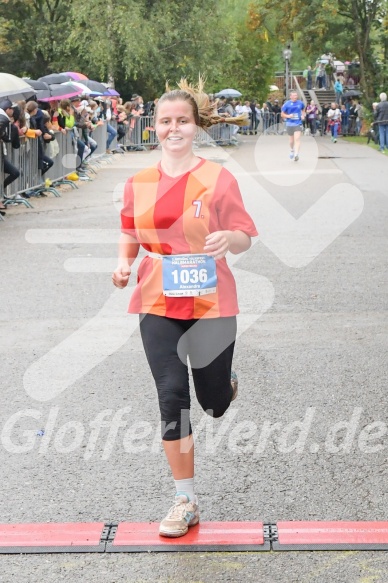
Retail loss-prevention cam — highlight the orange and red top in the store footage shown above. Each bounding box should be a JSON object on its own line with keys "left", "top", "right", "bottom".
{"left": 121, "top": 158, "right": 257, "bottom": 319}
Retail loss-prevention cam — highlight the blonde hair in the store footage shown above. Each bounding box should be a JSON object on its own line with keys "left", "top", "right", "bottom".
{"left": 155, "top": 76, "right": 248, "bottom": 128}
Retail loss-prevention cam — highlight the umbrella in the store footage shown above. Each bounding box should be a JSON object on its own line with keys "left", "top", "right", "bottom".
{"left": 0, "top": 73, "right": 35, "bottom": 101}
{"left": 81, "top": 79, "right": 108, "bottom": 94}
{"left": 63, "top": 81, "right": 100, "bottom": 95}
{"left": 63, "top": 71, "right": 89, "bottom": 81}
{"left": 334, "top": 60, "right": 345, "bottom": 72}
{"left": 37, "top": 83, "right": 83, "bottom": 102}
{"left": 343, "top": 89, "right": 361, "bottom": 98}
{"left": 38, "top": 73, "right": 72, "bottom": 84}
{"left": 21, "top": 78, "right": 51, "bottom": 100}
{"left": 22, "top": 79, "right": 50, "bottom": 91}
{"left": 104, "top": 88, "right": 120, "bottom": 97}
{"left": 215, "top": 88, "right": 242, "bottom": 98}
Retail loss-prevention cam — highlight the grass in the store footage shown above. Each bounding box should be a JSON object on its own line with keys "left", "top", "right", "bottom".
{"left": 341, "top": 135, "right": 382, "bottom": 152}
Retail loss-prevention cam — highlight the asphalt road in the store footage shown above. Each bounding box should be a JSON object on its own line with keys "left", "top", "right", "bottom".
{"left": 0, "top": 133, "right": 387, "bottom": 582}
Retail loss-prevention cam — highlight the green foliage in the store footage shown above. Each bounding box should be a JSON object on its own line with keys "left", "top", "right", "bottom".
{"left": 134, "top": 0, "right": 238, "bottom": 98}
{"left": 251, "top": 0, "right": 387, "bottom": 101}
{"left": 0, "top": 0, "right": 243, "bottom": 99}
{"left": 0, "top": 0, "right": 70, "bottom": 76}
{"left": 67, "top": 0, "right": 147, "bottom": 81}
{"left": 216, "top": 21, "right": 278, "bottom": 101}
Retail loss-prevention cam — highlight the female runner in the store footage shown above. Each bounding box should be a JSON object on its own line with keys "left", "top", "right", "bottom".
{"left": 112, "top": 80, "right": 257, "bottom": 537}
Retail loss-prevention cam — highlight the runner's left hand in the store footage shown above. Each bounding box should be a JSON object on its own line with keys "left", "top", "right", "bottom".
{"left": 204, "top": 231, "right": 231, "bottom": 260}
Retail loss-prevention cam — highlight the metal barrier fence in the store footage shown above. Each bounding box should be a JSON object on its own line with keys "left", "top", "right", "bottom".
{"left": 196, "top": 123, "right": 235, "bottom": 146}
{"left": 260, "top": 113, "right": 285, "bottom": 135}
{"left": 90, "top": 122, "right": 108, "bottom": 157}
{"left": 46, "top": 131, "right": 76, "bottom": 182}
{"left": 119, "top": 116, "right": 158, "bottom": 149}
{"left": 3, "top": 137, "right": 41, "bottom": 197}
{"left": 0, "top": 122, "right": 111, "bottom": 204}
{"left": 113, "top": 116, "right": 237, "bottom": 149}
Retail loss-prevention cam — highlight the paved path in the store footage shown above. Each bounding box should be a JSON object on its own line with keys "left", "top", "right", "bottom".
{"left": 0, "top": 135, "right": 387, "bottom": 582}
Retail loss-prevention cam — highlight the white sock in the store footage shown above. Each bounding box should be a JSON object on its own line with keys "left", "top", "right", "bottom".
{"left": 174, "top": 478, "right": 195, "bottom": 500}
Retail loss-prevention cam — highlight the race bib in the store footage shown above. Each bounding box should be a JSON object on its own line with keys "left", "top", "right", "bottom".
{"left": 291, "top": 113, "right": 300, "bottom": 119}
{"left": 162, "top": 254, "right": 217, "bottom": 297}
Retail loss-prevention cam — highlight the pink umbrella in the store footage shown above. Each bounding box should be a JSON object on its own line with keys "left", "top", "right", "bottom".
{"left": 63, "top": 71, "right": 89, "bottom": 81}
{"left": 37, "top": 83, "right": 83, "bottom": 102}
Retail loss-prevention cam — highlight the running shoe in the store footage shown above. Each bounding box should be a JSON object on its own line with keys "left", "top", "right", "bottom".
{"left": 159, "top": 493, "right": 199, "bottom": 538}
{"left": 231, "top": 370, "right": 238, "bottom": 401}
{"left": 289, "top": 150, "right": 294, "bottom": 160}
{"left": 294, "top": 155, "right": 299, "bottom": 162}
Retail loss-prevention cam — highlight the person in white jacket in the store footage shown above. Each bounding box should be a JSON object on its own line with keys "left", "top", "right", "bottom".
{"left": 327, "top": 102, "right": 341, "bottom": 143}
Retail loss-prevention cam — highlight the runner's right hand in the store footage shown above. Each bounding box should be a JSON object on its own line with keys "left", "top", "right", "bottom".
{"left": 112, "top": 266, "right": 131, "bottom": 288}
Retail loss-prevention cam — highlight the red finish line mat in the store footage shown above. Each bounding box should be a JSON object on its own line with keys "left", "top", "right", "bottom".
{"left": 272, "top": 521, "right": 388, "bottom": 551}
{"left": 0, "top": 523, "right": 108, "bottom": 554}
{"left": 107, "top": 521, "right": 269, "bottom": 552}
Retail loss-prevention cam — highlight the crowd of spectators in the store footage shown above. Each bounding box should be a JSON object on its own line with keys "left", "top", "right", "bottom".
{"left": 215, "top": 96, "right": 283, "bottom": 135}
{"left": 0, "top": 90, "right": 158, "bottom": 213}
{"left": 213, "top": 90, "right": 387, "bottom": 148}
{"left": 1, "top": 82, "right": 388, "bottom": 215}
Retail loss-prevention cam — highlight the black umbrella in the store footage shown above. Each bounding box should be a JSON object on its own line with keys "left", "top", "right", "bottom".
{"left": 343, "top": 89, "right": 361, "bottom": 98}
{"left": 38, "top": 73, "right": 72, "bottom": 84}
{"left": 23, "top": 79, "right": 50, "bottom": 91}
{"left": 22, "top": 79, "right": 51, "bottom": 100}
{"left": 81, "top": 79, "right": 108, "bottom": 94}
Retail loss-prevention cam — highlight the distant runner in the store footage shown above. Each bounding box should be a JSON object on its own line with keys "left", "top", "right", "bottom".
{"left": 281, "top": 91, "right": 306, "bottom": 162}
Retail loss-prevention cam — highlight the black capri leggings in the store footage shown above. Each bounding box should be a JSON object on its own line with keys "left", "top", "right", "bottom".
{"left": 139, "top": 314, "right": 237, "bottom": 441}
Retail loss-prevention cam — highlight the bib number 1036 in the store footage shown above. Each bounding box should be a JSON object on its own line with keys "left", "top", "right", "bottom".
{"left": 171, "top": 268, "right": 208, "bottom": 285}
{"left": 162, "top": 254, "right": 217, "bottom": 297}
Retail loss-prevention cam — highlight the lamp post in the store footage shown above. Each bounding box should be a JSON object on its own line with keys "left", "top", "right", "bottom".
{"left": 283, "top": 45, "right": 292, "bottom": 99}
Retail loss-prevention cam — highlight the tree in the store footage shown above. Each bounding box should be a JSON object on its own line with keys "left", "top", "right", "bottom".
{"left": 0, "top": 0, "right": 285, "bottom": 102}
{"left": 67, "top": 0, "right": 147, "bottom": 84}
{"left": 0, "top": 0, "right": 70, "bottom": 77}
{"left": 251, "top": 0, "right": 387, "bottom": 101}
{"left": 133, "top": 0, "right": 238, "bottom": 98}
{"left": 216, "top": 4, "right": 278, "bottom": 101}
{"left": 337, "top": 0, "right": 385, "bottom": 99}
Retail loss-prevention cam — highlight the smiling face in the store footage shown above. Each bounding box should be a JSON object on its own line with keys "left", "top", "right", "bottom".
{"left": 155, "top": 99, "right": 197, "bottom": 155}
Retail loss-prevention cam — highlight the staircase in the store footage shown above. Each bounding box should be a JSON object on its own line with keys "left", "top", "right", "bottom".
{"left": 303, "top": 89, "right": 336, "bottom": 110}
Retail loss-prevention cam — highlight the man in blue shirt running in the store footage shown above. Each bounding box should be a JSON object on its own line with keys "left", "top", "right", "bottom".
{"left": 281, "top": 91, "right": 306, "bottom": 161}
